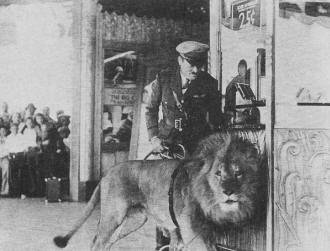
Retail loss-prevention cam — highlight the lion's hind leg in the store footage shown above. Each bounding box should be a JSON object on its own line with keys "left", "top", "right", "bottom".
{"left": 92, "top": 200, "right": 148, "bottom": 251}
{"left": 105, "top": 206, "right": 148, "bottom": 249}
{"left": 91, "top": 196, "right": 128, "bottom": 251}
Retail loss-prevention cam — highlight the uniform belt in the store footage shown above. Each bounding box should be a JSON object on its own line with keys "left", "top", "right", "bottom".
{"left": 172, "top": 90, "right": 187, "bottom": 119}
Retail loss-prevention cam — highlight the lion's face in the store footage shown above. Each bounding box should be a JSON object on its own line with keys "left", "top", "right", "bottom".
{"left": 191, "top": 134, "right": 265, "bottom": 225}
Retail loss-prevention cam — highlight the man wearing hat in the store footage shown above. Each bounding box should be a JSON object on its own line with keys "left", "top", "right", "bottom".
{"left": 145, "top": 41, "right": 223, "bottom": 250}
{"left": 42, "top": 106, "right": 56, "bottom": 125}
{"left": 145, "top": 41, "right": 222, "bottom": 156}
{"left": 24, "top": 103, "right": 37, "bottom": 120}
{"left": 0, "top": 102, "right": 11, "bottom": 129}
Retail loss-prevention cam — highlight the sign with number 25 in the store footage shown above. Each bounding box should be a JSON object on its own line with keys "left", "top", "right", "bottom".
{"left": 231, "top": 0, "right": 260, "bottom": 30}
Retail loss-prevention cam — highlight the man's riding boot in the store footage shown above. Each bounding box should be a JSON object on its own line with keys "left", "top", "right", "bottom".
{"left": 155, "top": 226, "right": 170, "bottom": 250}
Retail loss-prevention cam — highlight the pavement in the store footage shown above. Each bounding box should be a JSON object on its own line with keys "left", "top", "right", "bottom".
{"left": 0, "top": 198, "right": 156, "bottom": 251}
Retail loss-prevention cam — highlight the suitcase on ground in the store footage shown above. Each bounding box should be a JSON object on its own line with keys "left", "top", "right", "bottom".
{"left": 45, "top": 177, "right": 69, "bottom": 203}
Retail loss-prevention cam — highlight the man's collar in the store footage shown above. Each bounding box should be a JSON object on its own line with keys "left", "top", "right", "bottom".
{"left": 180, "top": 72, "right": 186, "bottom": 83}
{"left": 180, "top": 72, "right": 190, "bottom": 89}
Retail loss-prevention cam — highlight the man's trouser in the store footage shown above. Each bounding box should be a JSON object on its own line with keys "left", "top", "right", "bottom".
{"left": 9, "top": 152, "right": 26, "bottom": 197}
{"left": 0, "top": 157, "right": 9, "bottom": 195}
{"left": 26, "top": 150, "right": 43, "bottom": 196}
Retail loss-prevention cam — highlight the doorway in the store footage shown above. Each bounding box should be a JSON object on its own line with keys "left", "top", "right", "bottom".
{"left": 101, "top": 49, "right": 139, "bottom": 175}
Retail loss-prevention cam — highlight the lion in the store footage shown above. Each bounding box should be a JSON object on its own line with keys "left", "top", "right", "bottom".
{"left": 53, "top": 133, "right": 267, "bottom": 251}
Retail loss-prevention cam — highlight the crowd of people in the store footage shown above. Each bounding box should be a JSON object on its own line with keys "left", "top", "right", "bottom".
{"left": 0, "top": 102, "right": 70, "bottom": 199}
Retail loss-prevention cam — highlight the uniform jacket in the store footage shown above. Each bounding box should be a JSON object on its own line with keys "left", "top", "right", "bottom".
{"left": 145, "top": 67, "right": 221, "bottom": 151}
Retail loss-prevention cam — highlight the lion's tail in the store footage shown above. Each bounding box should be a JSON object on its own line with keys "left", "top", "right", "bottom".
{"left": 53, "top": 183, "right": 101, "bottom": 248}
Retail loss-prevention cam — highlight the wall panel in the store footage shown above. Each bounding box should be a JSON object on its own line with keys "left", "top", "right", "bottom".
{"left": 274, "top": 129, "right": 330, "bottom": 251}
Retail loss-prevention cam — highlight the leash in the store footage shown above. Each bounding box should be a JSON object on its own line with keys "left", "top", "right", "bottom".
{"left": 144, "top": 144, "right": 185, "bottom": 160}
{"left": 143, "top": 145, "right": 185, "bottom": 228}
{"left": 144, "top": 146, "right": 185, "bottom": 230}
{"left": 167, "top": 161, "right": 184, "bottom": 228}
{"left": 158, "top": 154, "right": 247, "bottom": 251}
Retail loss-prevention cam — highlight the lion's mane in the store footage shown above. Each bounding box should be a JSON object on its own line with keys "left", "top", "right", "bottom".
{"left": 183, "top": 133, "right": 268, "bottom": 249}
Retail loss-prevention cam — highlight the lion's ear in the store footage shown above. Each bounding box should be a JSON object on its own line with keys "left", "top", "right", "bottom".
{"left": 183, "top": 159, "right": 205, "bottom": 178}
{"left": 184, "top": 159, "right": 205, "bottom": 170}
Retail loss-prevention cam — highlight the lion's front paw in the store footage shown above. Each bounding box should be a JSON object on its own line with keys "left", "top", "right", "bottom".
{"left": 169, "top": 228, "right": 185, "bottom": 251}
{"left": 169, "top": 240, "right": 184, "bottom": 251}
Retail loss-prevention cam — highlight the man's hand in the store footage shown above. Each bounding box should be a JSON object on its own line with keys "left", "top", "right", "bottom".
{"left": 150, "top": 136, "right": 165, "bottom": 153}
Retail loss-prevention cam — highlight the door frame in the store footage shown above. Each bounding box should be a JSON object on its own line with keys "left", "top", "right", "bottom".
{"left": 209, "top": 0, "right": 276, "bottom": 250}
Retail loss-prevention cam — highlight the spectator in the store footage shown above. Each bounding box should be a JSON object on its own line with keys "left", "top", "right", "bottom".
{"left": 55, "top": 126, "right": 70, "bottom": 177}
{"left": 11, "top": 112, "right": 21, "bottom": 124}
{"left": 1, "top": 102, "right": 10, "bottom": 129}
{"left": 0, "top": 127, "right": 9, "bottom": 196}
{"left": 21, "top": 117, "right": 38, "bottom": 149}
{"left": 35, "top": 113, "right": 57, "bottom": 178}
{"left": 0, "top": 127, "right": 6, "bottom": 144}
{"left": 42, "top": 106, "right": 55, "bottom": 125}
{"left": 22, "top": 117, "right": 41, "bottom": 197}
{"left": 6, "top": 123, "right": 26, "bottom": 153}
{"left": 57, "top": 127, "right": 70, "bottom": 151}
{"left": 56, "top": 111, "right": 70, "bottom": 129}
{"left": 56, "top": 110, "right": 64, "bottom": 121}
{"left": 6, "top": 123, "right": 27, "bottom": 198}
{"left": 11, "top": 112, "right": 25, "bottom": 133}
{"left": 0, "top": 117, "right": 4, "bottom": 129}
{"left": 24, "top": 103, "right": 37, "bottom": 121}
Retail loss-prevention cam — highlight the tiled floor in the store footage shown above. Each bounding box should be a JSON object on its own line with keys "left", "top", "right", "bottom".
{"left": 0, "top": 198, "right": 156, "bottom": 251}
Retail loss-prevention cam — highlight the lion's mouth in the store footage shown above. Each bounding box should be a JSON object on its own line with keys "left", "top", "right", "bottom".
{"left": 225, "top": 199, "right": 238, "bottom": 204}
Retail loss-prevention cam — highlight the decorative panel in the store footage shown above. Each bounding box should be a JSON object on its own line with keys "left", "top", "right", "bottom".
{"left": 274, "top": 129, "right": 330, "bottom": 251}
{"left": 99, "top": 0, "right": 209, "bottom": 23}
{"left": 103, "top": 12, "right": 209, "bottom": 46}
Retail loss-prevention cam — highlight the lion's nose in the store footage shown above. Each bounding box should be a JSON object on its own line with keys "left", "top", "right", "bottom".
{"left": 223, "top": 189, "right": 234, "bottom": 196}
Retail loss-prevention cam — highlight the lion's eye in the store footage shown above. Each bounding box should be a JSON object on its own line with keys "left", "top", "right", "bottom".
{"left": 215, "top": 170, "right": 222, "bottom": 177}
{"left": 234, "top": 171, "right": 243, "bottom": 179}
{"left": 232, "top": 164, "right": 240, "bottom": 172}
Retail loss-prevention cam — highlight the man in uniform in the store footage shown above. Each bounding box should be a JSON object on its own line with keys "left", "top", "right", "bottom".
{"left": 146, "top": 40, "right": 222, "bottom": 156}
{"left": 145, "top": 41, "right": 223, "bottom": 250}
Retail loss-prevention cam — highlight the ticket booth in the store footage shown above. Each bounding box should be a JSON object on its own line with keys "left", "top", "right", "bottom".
{"left": 211, "top": 1, "right": 330, "bottom": 250}
{"left": 210, "top": 0, "right": 271, "bottom": 250}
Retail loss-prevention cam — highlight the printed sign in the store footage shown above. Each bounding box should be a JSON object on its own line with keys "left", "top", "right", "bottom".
{"left": 104, "top": 88, "right": 136, "bottom": 106}
{"left": 229, "top": 0, "right": 260, "bottom": 30}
